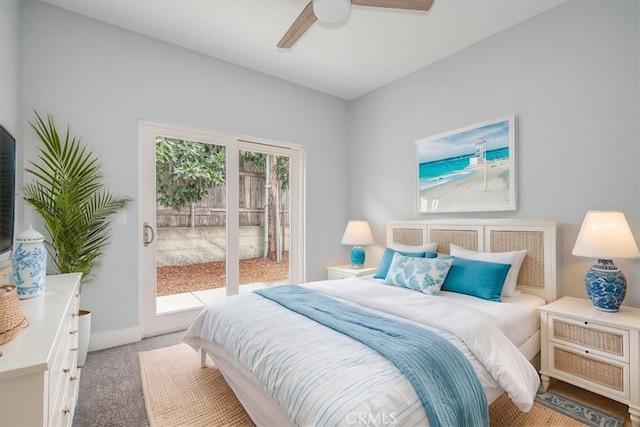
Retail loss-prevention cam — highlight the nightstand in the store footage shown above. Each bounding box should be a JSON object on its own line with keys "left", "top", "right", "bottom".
{"left": 539, "top": 296, "right": 640, "bottom": 427}
{"left": 327, "top": 265, "right": 377, "bottom": 280}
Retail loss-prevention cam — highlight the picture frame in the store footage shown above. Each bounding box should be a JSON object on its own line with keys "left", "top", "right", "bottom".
{"left": 415, "top": 113, "right": 516, "bottom": 214}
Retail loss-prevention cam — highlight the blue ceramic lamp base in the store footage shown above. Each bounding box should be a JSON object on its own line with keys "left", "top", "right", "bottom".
{"left": 585, "top": 258, "right": 626, "bottom": 312}
{"left": 350, "top": 246, "right": 366, "bottom": 269}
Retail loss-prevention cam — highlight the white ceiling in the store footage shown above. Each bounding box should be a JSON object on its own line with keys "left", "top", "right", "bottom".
{"left": 40, "top": 0, "right": 567, "bottom": 100}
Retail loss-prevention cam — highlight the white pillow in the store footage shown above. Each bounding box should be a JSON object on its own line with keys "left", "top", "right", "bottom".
{"left": 388, "top": 242, "right": 438, "bottom": 253}
{"left": 449, "top": 244, "right": 527, "bottom": 297}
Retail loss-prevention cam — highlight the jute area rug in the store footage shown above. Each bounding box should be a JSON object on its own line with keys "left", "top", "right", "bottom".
{"left": 139, "top": 344, "right": 629, "bottom": 427}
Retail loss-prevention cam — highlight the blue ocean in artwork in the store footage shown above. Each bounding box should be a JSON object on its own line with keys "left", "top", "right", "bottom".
{"left": 419, "top": 147, "right": 509, "bottom": 191}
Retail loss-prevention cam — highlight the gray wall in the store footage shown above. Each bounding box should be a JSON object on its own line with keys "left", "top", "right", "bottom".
{"left": 349, "top": 0, "right": 640, "bottom": 307}
{"left": 19, "top": 0, "right": 350, "bottom": 338}
{"left": 0, "top": 0, "right": 23, "bottom": 258}
{"left": 0, "top": 0, "right": 20, "bottom": 140}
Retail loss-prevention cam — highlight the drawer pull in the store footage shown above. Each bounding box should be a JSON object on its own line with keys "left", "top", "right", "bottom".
{"left": 62, "top": 408, "right": 70, "bottom": 415}
{"left": 69, "top": 330, "right": 78, "bottom": 335}
{"left": 70, "top": 347, "right": 78, "bottom": 352}
{"left": 62, "top": 368, "right": 70, "bottom": 373}
{"left": 70, "top": 376, "right": 77, "bottom": 382}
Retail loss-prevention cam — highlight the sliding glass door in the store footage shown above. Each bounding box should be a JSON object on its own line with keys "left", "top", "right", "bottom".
{"left": 139, "top": 121, "right": 303, "bottom": 337}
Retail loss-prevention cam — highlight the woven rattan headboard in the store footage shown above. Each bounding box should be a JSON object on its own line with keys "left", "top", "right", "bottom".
{"left": 387, "top": 219, "right": 558, "bottom": 302}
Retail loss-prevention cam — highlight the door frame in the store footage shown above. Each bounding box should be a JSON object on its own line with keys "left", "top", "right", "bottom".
{"left": 138, "top": 120, "right": 305, "bottom": 337}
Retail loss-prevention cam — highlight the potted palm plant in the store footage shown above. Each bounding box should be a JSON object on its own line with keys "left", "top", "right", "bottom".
{"left": 22, "top": 111, "right": 132, "bottom": 366}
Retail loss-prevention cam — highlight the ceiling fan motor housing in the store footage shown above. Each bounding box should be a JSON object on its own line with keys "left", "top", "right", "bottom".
{"left": 313, "top": 0, "right": 351, "bottom": 23}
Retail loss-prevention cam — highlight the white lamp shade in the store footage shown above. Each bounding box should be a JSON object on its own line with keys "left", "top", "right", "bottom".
{"left": 312, "top": 0, "right": 350, "bottom": 23}
{"left": 572, "top": 210, "right": 640, "bottom": 259}
{"left": 341, "top": 220, "right": 374, "bottom": 246}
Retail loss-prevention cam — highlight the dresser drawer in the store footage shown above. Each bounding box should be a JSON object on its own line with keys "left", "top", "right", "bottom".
{"left": 548, "top": 314, "right": 629, "bottom": 363}
{"left": 49, "top": 329, "right": 72, "bottom": 411}
{"left": 548, "top": 342, "right": 630, "bottom": 401}
{"left": 50, "top": 373, "right": 70, "bottom": 427}
{"left": 66, "top": 365, "right": 81, "bottom": 421}
{"left": 48, "top": 291, "right": 80, "bottom": 426}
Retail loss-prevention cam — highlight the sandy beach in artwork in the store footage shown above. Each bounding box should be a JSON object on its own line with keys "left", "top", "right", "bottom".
{"left": 419, "top": 159, "right": 510, "bottom": 212}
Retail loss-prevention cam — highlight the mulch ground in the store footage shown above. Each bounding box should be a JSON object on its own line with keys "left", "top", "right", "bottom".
{"left": 156, "top": 252, "right": 289, "bottom": 296}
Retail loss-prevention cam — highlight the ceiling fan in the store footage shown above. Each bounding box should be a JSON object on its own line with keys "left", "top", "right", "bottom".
{"left": 278, "top": 0, "right": 434, "bottom": 49}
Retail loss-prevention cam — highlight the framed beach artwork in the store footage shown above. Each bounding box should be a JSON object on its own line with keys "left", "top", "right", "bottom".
{"left": 415, "top": 113, "right": 516, "bottom": 214}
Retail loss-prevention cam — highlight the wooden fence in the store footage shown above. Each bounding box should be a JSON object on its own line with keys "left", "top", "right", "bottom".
{"left": 156, "top": 157, "right": 289, "bottom": 228}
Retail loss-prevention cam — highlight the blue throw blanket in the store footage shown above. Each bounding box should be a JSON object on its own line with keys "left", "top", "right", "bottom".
{"left": 254, "top": 285, "right": 488, "bottom": 427}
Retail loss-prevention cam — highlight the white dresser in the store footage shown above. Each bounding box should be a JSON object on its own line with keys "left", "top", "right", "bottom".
{"left": 0, "top": 273, "right": 82, "bottom": 427}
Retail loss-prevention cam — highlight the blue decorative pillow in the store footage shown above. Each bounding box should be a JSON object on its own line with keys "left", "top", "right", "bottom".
{"left": 384, "top": 253, "right": 454, "bottom": 295}
{"left": 449, "top": 244, "right": 527, "bottom": 297}
{"left": 374, "top": 248, "right": 437, "bottom": 279}
{"left": 441, "top": 257, "right": 512, "bottom": 302}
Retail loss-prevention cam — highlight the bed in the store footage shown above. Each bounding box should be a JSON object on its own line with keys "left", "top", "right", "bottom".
{"left": 184, "top": 219, "right": 558, "bottom": 426}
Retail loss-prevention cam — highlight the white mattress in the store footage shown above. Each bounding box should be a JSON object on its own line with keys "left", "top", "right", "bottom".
{"left": 361, "top": 275, "right": 545, "bottom": 348}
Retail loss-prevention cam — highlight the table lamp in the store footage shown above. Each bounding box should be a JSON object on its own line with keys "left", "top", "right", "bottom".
{"left": 341, "top": 220, "right": 374, "bottom": 268}
{"left": 572, "top": 210, "right": 640, "bottom": 312}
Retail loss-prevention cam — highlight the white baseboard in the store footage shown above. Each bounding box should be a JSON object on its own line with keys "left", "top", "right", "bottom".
{"left": 88, "top": 325, "right": 143, "bottom": 352}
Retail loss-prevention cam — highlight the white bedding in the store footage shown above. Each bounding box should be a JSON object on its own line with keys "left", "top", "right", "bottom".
{"left": 440, "top": 290, "right": 544, "bottom": 347}
{"left": 362, "top": 275, "right": 545, "bottom": 348}
{"left": 184, "top": 277, "right": 541, "bottom": 426}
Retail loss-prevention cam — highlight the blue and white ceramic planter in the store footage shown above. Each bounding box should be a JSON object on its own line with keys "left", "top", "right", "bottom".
{"left": 13, "top": 225, "right": 47, "bottom": 299}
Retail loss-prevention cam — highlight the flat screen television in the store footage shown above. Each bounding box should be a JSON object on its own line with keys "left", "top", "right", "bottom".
{"left": 0, "top": 125, "right": 16, "bottom": 264}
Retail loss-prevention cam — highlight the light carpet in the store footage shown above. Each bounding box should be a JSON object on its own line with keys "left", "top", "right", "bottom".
{"left": 139, "top": 343, "right": 630, "bottom": 427}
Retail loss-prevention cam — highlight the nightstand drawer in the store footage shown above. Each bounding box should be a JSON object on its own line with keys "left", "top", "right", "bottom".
{"left": 549, "top": 342, "right": 630, "bottom": 401}
{"left": 328, "top": 270, "right": 351, "bottom": 280}
{"left": 548, "top": 314, "right": 629, "bottom": 362}
{"left": 327, "top": 265, "right": 377, "bottom": 280}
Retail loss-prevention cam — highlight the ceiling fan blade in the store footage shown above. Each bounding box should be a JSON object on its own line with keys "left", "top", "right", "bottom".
{"left": 277, "top": 2, "right": 318, "bottom": 49}
{"left": 352, "top": 0, "right": 434, "bottom": 11}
